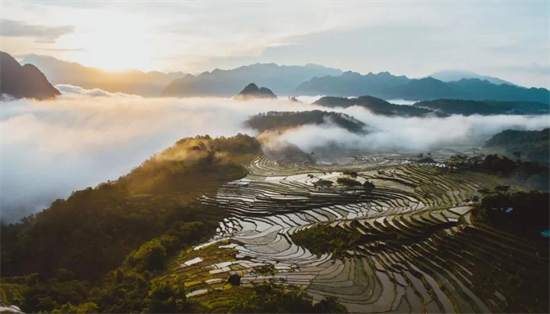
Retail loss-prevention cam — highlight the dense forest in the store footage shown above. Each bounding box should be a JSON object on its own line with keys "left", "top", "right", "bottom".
{"left": 2, "top": 135, "right": 260, "bottom": 280}
{"left": 244, "top": 110, "right": 367, "bottom": 134}
{"left": 473, "top": 188, "right": 549, "bottom": 241}
{"left": 447, "top": 153, "right": 549, "bottom": 191}
{"left": 484, "top": 128, "right": 550, "bottom": 165}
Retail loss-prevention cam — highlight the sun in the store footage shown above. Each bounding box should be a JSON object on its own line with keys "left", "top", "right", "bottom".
{"left": 57, "top": 13, "right": 157, "bottom": 72}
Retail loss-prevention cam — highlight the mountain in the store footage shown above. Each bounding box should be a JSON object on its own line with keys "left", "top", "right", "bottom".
{"left": 414, "top": 99, "right": 550, "bottom": 116}
{"left": 19, "top": 54, "right": 186, "bottom": 97}
{"left": 234, "top": 83, "right": 277, "bottom": 100}
{"left": 484, "top": 128, "right": 549, "bottom": 165}
{"left": 446, "top": 79, "right": 549, "bottom": 103}
{"left": 0, "top": 51, "right": 60, "bottom": 100}
{"left": 293, "top": 71, "right": 409, "bottom": 97}
{"left": 314, "top": 95, "right": 549, "bottom": 117}
{"left": 429, "top": 70, "right": 516, "bottom": 86}
{"left": 394, "top": 77, "right": 455, "bottom": 100}
{"left": 294, "top": 72, "right": 550, "bottom": 104}
{"left": 244, "top": 110, "right": 367, "bottom": 134}
{"left": 162, "top": 63, "right": 342, "bottom": 98}
{"left": 314, "top": 95, "right": 441, "bottom": 117}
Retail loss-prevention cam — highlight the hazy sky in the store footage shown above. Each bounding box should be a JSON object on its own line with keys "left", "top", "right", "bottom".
{"left": 1, "top": 1, "right": 549, "bottom": 87}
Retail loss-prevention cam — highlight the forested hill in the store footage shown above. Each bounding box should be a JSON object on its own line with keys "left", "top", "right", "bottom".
{"left": 244, "top": 110, "right": 367, "bottom": 134}
{"left": 1, "top": 134, "right": 260, "bottom": 282}
{"left": 313, "top": 96, "right": 442, "bottom": 117}
{"left": 484, "top": 128, "right": 549, "bottom": 165}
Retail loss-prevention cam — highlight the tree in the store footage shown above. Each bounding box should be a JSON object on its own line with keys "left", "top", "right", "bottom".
{"left": 53, "top": 302, "right": 99, "bottom": 313}
{"left": 227, "top": 274, "right": 241, "bottom": 286}
{"left": 144, "top": 280, "right": 190, "bottom": 313}
{"left": 313, "top": 297, "right": 348, "bottom": 313}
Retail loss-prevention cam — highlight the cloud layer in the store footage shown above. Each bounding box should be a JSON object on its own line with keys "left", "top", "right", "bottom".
{"left": 0, "top": 19, "right": 74, "bottom": 43}
{"left": 1, "top": 89, "right": 548, "bottom": 222}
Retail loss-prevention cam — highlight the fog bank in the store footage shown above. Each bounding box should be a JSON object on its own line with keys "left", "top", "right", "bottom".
{"left": 1, "top": 87, "right": 548, "bottom": 222}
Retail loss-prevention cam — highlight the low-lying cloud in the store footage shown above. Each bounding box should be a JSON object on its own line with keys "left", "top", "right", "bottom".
{"left": 273, "top": 107, "right": 550, "bottom": 155}
{"left": 1, "top": 87, "right": 548, "bottom": 222}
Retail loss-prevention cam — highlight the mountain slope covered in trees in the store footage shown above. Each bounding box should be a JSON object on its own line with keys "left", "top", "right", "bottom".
{"left": 245, "top": 110, "right": 367, "bottom": 134}
{"left": 484, "top": 128, "right": 549, "bottom": 165}
{"left": 313, "top": 96, "right": 442, "bottom": 117}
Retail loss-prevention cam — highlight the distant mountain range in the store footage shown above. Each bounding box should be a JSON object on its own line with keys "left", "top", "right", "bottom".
{"left": 314, "top": 95, "right": 549, "bottom": 117}
{"left": 162, "top": 63, "right": 342, "bottom": 97}
{"left": 295, "top": 71, "right": 550, "bottom": 104}
{"left": 1, "top": 51, "right": 60, "bottom": 100}
{"left": 428, "top": 70, "right": 516, "bottom": 86}
{"left": 20, "top": 54, "right": 186, "bottom": 97}
{"left": 5, "top": 54, "right": 550, "bottom": 104}
{"left": 234, "top": 83, "right": 277, "bottom": 100}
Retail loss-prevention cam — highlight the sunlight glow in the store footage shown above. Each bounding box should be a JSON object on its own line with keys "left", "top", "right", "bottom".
{"left": 58, "top": 13, "right": 156, "bottom": 71}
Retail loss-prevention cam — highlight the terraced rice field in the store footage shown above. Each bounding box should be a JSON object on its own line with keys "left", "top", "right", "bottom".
{"left": 165, "top": 153, "right": 549, "bottom": 313}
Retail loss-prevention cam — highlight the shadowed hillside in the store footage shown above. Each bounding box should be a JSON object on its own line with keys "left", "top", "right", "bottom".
{"left": 1, "top": 51, "right": 60, "bottom": 100}
{"left": 314, "top": 95, "right": 440, "bottom": 117}
{"left": 484, "top": 128, "right": 550, "bottom": 164}
{"left": 234, "top": 83, "right": 277, "bottom": 100}
{"left": 245, "top": 110, "right": 367, "bottom": 134}
{"left": 1, "top": 134, "right": 260, "bottom": 282}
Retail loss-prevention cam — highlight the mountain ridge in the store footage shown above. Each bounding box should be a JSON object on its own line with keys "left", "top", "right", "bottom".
{"left": 295, "top": 72, "right": 550, "bottom": 103}
{"left": 161, "top": 63, "right": 342, "bottom": 97}
{"left": 315, "top": 95, "right": 550, "bottom": 117}
{"left": 1, "top": 51, "right": 60, "bottom": 100}
{"left": 429, "top": 70, "right": 516, "bottom": 86}
{"left": 20, "top": 54, "right": 186, "bottom": 97}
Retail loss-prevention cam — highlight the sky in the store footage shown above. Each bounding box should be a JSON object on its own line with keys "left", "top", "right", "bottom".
{"left": 1, "top": 1, "right": 549, "bottom": 87}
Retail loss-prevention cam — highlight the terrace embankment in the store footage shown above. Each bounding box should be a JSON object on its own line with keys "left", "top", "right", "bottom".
{"left": 164, "top": 152, "right": 548, "bottom": 313}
